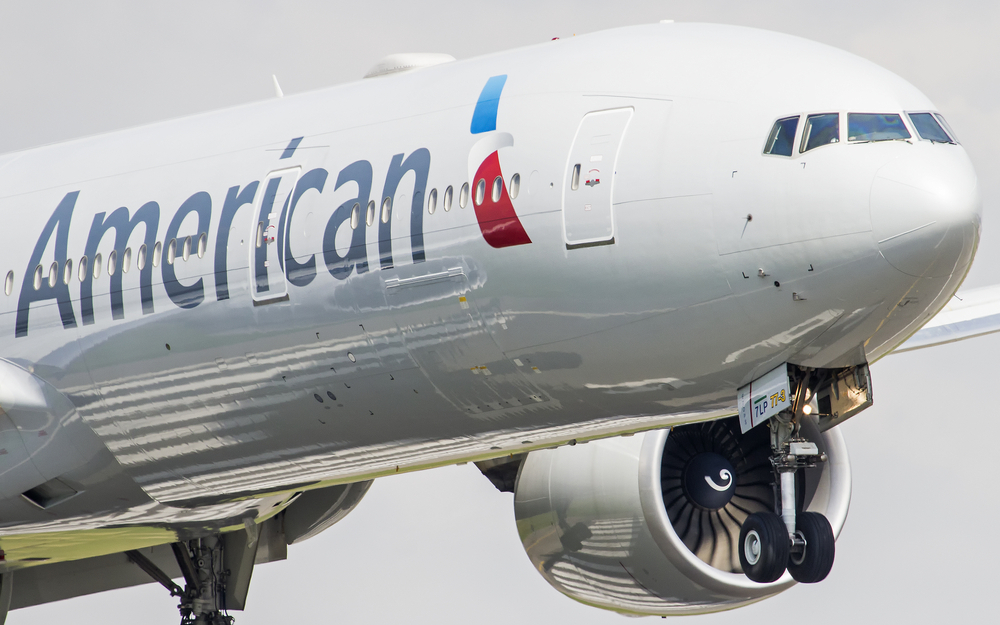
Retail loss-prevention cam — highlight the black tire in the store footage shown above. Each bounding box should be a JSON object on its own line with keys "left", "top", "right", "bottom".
{"left": 787, "top": 511, "right": 835, "bottom": 583}
{"left": 739, "top": 512, "right": 789, "bottom": 583}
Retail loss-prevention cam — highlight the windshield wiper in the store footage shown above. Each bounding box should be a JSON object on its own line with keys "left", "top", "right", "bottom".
{"left": 850, "top": 138, "right": 912, "bottom": 144}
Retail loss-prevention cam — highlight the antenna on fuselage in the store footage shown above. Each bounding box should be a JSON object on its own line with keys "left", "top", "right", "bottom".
{"left": 272, "top": 75, "right": 284, "bottom": 99}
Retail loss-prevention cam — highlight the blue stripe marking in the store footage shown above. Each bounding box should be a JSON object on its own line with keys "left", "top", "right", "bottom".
{"left": 470, "top": 75, "right": 507, "bottom": 134}
{"left": 280, "top": 136, "right": 304, "bottom": 159}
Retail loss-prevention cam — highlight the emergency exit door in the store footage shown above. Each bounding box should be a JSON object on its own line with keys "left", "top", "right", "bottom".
{"left": 562, "top": 108, "right": 633, "bottom": 248}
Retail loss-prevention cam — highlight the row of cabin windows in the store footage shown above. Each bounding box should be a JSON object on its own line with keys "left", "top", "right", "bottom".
{"left": 13, "top": 172, "right": 527, "bottom": 294}
{"left": 313, "top": 173, "right": 522, "bottom": 234}
{"left": 6, "top": 232, "right": 208, "bottom": 295}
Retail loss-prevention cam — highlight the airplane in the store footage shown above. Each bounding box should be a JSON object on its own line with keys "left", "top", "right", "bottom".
{"left": 0, "top": 19, "right": 988, "bottom": 624}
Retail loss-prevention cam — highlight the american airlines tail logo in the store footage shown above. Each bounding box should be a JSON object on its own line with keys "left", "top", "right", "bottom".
{"left": 467, "top": 75, "right": 531, "bottom": 248}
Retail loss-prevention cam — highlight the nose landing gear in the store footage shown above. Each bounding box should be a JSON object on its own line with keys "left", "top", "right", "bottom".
{"left": 739, "top": 406, "right": 836, "bottom": 584}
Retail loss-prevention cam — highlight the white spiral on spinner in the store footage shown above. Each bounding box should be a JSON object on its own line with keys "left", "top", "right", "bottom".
{"left": 705, "top": 469, "right": 733, "bottom": 492}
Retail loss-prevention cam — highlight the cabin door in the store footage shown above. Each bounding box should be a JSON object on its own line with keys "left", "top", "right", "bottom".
{"left": 562, "top": 108, "right": 633, "bottom": 248}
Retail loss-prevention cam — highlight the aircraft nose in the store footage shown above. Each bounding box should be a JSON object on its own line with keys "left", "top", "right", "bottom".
{"left": 871, "top": 149, "right": 981, "bottom": 278}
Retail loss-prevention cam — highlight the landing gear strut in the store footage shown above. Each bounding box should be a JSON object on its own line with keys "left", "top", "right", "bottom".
{"left": 129, "top": 537, "right": 235, "bottom": 625}
{"left": 128, "top": 526, "right": 260, "bottom": 625}
{"left": 739, "top": 374, "right": 836, "bottom": 584}
{"left": 172, "top": 537, "right": 234, "bottom": 625}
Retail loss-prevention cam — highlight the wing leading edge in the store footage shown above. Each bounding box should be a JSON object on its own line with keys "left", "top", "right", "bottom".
{"left": 894, "top": 284, "right": 1000, "bottom": 353}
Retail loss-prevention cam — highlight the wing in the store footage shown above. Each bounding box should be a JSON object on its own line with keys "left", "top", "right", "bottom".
{"left": 894, "top": 283, "right": 1000, "bottom": 352}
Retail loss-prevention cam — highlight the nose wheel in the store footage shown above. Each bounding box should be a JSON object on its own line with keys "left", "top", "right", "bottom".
{"left": 739, "top": 510, "right": 835, "bottom": 583}
{"left": 739, "top": 512, "right": 789, "bottom": 583}
{"left": 787, "top": 512, "right": 835, "bottom": 582}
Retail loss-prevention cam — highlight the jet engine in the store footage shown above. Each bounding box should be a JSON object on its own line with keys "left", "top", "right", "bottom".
{"left": 513, "top": 416, "right": 850, "bottom": 616}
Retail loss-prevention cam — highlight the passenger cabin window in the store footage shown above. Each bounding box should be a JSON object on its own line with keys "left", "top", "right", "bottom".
{"left": 48, "top": 262, "right": 58, "bottom": 288}
{"left": 78, "top": 256, "right": 88, "bottom": 282}
{"left": 63, "top": 259, "right": 72, "bottom": 285}
{"left": 93, "top": 253, "right": 103, "bottom": 279}
{"left": 907, "top": 112, "right": 955, "bottom": 144}
{"left": 474, "top": 179, "right": 485, "bottom": 206}
{"left": 427, "top": 189, "right": 437, "bottom": 215}
{"left": 197, "top": 233, "right": 207, "bottom": 259}
{"left": 350, "top": 202, "right": 361, "bottom": 228}
{"left": 122, "top": 247, "right": 132, "bottom": 273}
{"left": 366, "top": 200, "right": 376, "bottom": 226}
{"left": 848, "top": 113, "right": 910, "bottom": 142}
{"left": 4, "top": 271, "right": 12, "bottom": 296}
{"left": 32, "top": 265, "right": 42, "bottom": 291}
{"left": 108, "top": 250, "right": 117, "bottom": 277}
{"left": 763, "top": 116, "right": 799, "bottom": 156}
{"left": 137, "top": 244, "right": 147, "bottom": 270}
{"left": 152, "top": 242, "right": 162, "bottom": 268}
{"left": 509, "top": 173, "right": 520, "bottom": 199}
{"left": 459, "top": 183, "right": 469, "bottom": 209}
{"left": 443, "top": 186, "right": 453, "bottom": 212}
{"left": 380, "top": 197, "right": 391, "bottom": 223}
{"left": 800, "top": 113, "right": 839, "bottom": 152}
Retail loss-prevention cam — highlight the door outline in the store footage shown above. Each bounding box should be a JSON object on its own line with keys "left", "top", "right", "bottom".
{"left": 249, "top": 166, "right": 301, "bottom": 305}
{"left": 561, "top": 107, "right": 634, "bottom": 249}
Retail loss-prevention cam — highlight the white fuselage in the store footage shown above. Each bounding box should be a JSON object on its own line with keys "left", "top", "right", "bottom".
{"left": 0, "top": 23, "right": 980, "bottom": 565}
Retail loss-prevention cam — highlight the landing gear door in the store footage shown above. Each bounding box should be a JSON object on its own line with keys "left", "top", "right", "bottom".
{"left": 562, "top": 108, "right": 633, "bottom": 248}
{"left": 816, "top": 364, "right": 873, "bottom": 432}
{"left": 250, "top": 167, "right": 300, "bottom": 304}
{"left": 737, "top": 363, "right": 792, "bottom": 433}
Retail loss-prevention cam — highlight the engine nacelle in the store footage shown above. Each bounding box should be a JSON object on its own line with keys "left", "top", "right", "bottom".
{"left": 513, "top": 416, "right": 850, "bottom": 616}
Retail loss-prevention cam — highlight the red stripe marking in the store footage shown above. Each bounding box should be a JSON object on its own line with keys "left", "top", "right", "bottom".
{"left": 472, "top": 151, "right": 531, "bottom": 248}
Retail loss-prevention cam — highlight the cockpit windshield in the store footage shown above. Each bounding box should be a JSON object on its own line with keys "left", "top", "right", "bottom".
{"left": 763, "top": 116, "right": 799, "bottom": 156}
{"left": 907, "top": 112, "right": 956, "bottom": 144}
{"left": 847, "top": 113, "right": 910, "bottom": 142}
{"left": 762, "top": 110, "right": 959, "bottom": 157}
{"left": 934, "top": 114, "right": 959, "bottom": 143}
{"left": 800, "top": 113, "right": 839, "bottom": 152}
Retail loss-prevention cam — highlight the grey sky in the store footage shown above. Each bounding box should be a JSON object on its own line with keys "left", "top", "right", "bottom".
{"left": 3, "top": 1, "right": 997, "bottom": 622}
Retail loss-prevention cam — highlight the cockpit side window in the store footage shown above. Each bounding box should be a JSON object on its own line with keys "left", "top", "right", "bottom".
{"left": 908, "top": 112, "right": 956, "bottom": 144}
{"left": 934, "top": 114, "right": 959, "bottom": 143}
{"left": 848, "top": 113, "right": 910, "bottom": 142}
{"left": 763, "top": 116, "right": 799, "bottom": 156}
{"left": 800, "top": 113, "right": 839, "bottom": 152}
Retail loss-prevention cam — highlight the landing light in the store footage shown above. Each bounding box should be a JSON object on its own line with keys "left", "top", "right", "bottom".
{"left": 802, "top": 404, "right": 813, "bottom": 415}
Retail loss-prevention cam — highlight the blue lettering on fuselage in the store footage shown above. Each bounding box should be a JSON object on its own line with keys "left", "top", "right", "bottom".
{"left": 16, "top": 192, "right": 79, "bottom": 338}
{"left": 15, "top": 150, "right": 432, "bottom": 337}
{"left": 284, "top": 168, "right": 328, "bottom": 286}
{"left": 82, "top": 201, "right": 159, "bottom": 323}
